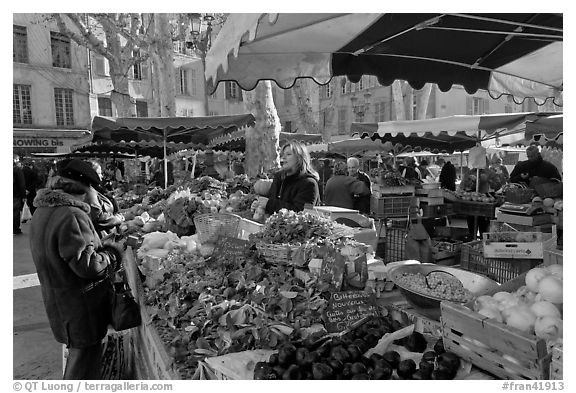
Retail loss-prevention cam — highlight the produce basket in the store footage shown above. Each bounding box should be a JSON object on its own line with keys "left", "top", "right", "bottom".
{"left": 459, "top": 240, "right": 541, "bottom": 283}
{"left": 193, "top": 213, "right": 242, "bottom": 243}
{"left": 370, "top": 195, "right": 413, "bottom": 218}
{"left": 505, "top": 186, "right": 534, "bottom": 204}
{"left": 255, "top": 242, "right": 302, "bottom": 265}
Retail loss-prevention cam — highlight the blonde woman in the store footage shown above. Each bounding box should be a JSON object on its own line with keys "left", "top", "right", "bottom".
{"left": 256, "top": 141, "right": 320, "bottom": 213}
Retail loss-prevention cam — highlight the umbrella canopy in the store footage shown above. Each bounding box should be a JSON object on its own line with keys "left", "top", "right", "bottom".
{"left": 210, "top": 129, "right": 323, "bottom": 151}
{"left": 206, "top": 13, "right": 562, "bottom": 105}
{"left": 350, "top": 112, "right": 557, "bottom": 152}
{"left": 525, "top": 113, "right": 563, "bottom": 143}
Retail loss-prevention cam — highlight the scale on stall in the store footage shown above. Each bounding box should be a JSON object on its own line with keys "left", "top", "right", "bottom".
{"left": 496, "top": 202, "right": 552, "bottom": 226}
{"left": 498, "top": 202, "right": 544, "bottom": 216}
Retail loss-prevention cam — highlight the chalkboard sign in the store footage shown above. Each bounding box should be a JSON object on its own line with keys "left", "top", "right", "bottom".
{"left": 212, "top": 236, "right": 250, "bottom": 265}
{"left": 322, "top": 291, "right": 380, "bottom": 333}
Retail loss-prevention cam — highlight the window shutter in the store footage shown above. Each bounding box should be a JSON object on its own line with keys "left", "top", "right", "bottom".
{"left": 141, "top": 61, "right": 148, "bottom": 80}
{"left": 237, "top": 88, "right": 243, "bottom": 101}
{"left": 483, "top": 98, "right": 490, "bottom": 114}
{"left": 466, "top": 97, "right": 473, "bottom": 115}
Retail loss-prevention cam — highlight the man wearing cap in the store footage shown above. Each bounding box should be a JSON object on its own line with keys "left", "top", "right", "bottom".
{"left": 30, "top": 159, "right": 124, "bottom": 379}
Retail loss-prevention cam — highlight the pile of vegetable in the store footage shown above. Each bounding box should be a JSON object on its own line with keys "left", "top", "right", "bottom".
{"left": 395, "top": 272, "right": 474, "bottom": 303}
{"left": 250, "top": 209, "right": 335, "bottom": 245}
{"left": 380, "top": 169, "right": 409, "bottom": 187}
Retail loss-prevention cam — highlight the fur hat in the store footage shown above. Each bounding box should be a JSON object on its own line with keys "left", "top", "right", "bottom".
{"left": 60, "top": 159, "right": 101, "bottom": 188}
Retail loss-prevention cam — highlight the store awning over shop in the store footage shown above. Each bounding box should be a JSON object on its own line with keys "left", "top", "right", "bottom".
{"left": 206, "top": 13, "right": 562, "bottom": 105}
{"left": 13, "top": 128, "right": 91, "bottom": 151}
{"left": 210, "top": 129, "right": 323, "bottom": 150}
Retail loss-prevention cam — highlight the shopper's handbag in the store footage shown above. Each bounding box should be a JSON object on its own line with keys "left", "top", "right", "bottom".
{"left": 109, "top": 271, "right": 141, "bottom": 331}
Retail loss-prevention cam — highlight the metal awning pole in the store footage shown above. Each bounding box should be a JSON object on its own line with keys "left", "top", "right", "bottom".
{"left": 163, "top": 130, "right": 168, "bottom": 189}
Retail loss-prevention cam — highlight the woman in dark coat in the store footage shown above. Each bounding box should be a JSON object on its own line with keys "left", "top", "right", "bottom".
{"left": 257, "top": 141, "right": 320, "bottom": 214}
{"left": 88, "top": 161, "right": 125, "bottom": 239}
{"left": 30, "top": 159, "right": 123, "bottom": 379}
{"left": 439, "top": 161, "right": 457, "bottom": 191}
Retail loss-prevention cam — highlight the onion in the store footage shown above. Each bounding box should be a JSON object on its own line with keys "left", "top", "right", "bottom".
{"left": 537, "top": 275, "right": 563, "bottom": 304}
{"left": 546, "top": 264, "right": 563, "bottom": 280}
{"left": 530, "top": 301, "right": 561, "bottom": 319}
{"left": 477, "top": 306, "right": 503, "bottom": 323}
{"left": 525, "top": 268, "right": 550, "bottom": 293}
{"left": 534, "top": 316, "right": 563, "bottom": 341}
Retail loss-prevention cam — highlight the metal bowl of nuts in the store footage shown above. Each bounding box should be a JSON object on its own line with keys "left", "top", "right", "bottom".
{"left": 387, "top": 263, "right": 500, "bottom": 320}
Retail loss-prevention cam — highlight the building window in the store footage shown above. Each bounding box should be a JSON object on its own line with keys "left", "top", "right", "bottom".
{"left": 136, "top": 100, "right": 148, "bottom": 117}
{"left": 54, "top": 88, "right": 74, "bottom": 126}
{"left": 225, "top": 82, "right": 242, "bottom": 101}
{"left": 93, "top": 55, "right": 108, "bottom": 76}
{"left": 466, "top": 97, "right": 490, "bottom": 115}
{"left": 374, "top": 102, "right": 387, "bottom": 122}
{"left": 176, "top": 68, "right": 189, "bottom": 95}
{"left": 321, "top": 83, "right": 332, "bottom": 99}
{"left": 338, "top": 108, "right": 347, "bottom": 134}
{"left": 209, "top": 111, "right": 218, "bottom": 116}
{"left": 284, "top": 88, "right": 293, "bottom": 106}
{"left": 13, "top": 84, "right": 32, "bottom": 124}
{"left": 341, "top": 79, "right": 348, "bottom": 95}
{"left": 13, "top": 25, "right": 28, "bottom": 63}
{"left": 284, "top": 121, "right": 292, "bottom": 133}
{"left": 189, "top": 68, "right": 198, "bottom": 96}
{"left": 98, "top": 97, "right": 113, "bottom": 117}
{"left": 132, "top": 51, "right": 147, "bottom": 80}
{"left": 51, "top": 32, "right": 71, "bottom": 69}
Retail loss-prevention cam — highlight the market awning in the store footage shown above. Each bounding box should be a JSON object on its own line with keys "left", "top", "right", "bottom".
{"left": 31, "top": 151, "right": 136, "bottom": 159}
{"left": 350, "top": 112, "right": 559, "bottom": 152}
{"left": 525, "top": 113, "right": 563, "bottom": 144}
{"left": 210, "top": 129, "right": 323, "bottom": 150}
{"left": 91, "top": 114, "right": 256, "bottom": 146}
{"left": 206, "top": 13, "right": 562, "bottom": 105}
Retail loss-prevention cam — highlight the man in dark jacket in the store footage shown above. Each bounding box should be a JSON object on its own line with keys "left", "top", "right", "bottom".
{"left": 22, "top": 160, "right": 43, "bottom": 216}
{"left": 30, "top": 159, "right": 124, "bottom": 379}
{"left": 325, "top": 161, "right": 370, "bottom": 209}
{"left": 509, "top": 145, "right": 562, "bottom": 185}
{"left": 347, "top": 157, "right": 372, "bottom": 214}
{"left": 13, "top": 154, "right": 26, "bottom": 234}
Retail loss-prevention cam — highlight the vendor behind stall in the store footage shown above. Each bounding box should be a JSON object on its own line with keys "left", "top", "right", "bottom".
{"left": 255, "top": 141, "right": 320, "bottom": 215}
{"left": 509, "top": 145, "right": 562, "bottom": 186}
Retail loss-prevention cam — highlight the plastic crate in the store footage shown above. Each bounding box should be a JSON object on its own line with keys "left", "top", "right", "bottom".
{"left": 459, "top": 240, "right": 541, "bottom": 283}
{"left": 383, "top": 228, "right": 407, "bottom": 264}
{"left": 370, "top": 195, "right": 413, "bottom": 218}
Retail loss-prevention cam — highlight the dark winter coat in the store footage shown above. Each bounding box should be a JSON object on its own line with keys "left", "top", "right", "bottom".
{"left": 265, "top": 171, "right": 320, "bottom": 214}
{"left": 439, "top": 162, "right": 457, "bottom": 191}
{"left": 13, "top": 164, "right": 26, "bottom": 198}
{"left": 352, "top": 170, "right": 372, "bottom": 214}
{"left": 30, "top": 188, "right": 116, "bottom": 348}
{"left": 324, "top": 175, "right": 370, "bottom": 210}
{"left": 509, "top": 156, "right": 561, "bottom": 185}
{"left": 88, "top": 188, "right": 123, "bottom": 239}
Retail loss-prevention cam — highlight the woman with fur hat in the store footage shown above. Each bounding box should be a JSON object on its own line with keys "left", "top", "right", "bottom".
{"left": 30, "top": 159, "right": 124, "bottom": 379}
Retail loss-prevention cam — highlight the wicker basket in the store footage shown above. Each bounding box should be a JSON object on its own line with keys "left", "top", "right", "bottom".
{"left": 255, "top": 242, "right": 302, "bottom": 265}
{"left": 193, "top": 213, "right": 242, "bottom": 243}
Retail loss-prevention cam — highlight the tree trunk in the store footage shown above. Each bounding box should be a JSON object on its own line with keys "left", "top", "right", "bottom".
{"left": 243, "top": 81, "right": 281, "bottom": 177}
{"left": 153, "top": 13, "right": 176, "bottom": 117}
{"left": 293, "top": 79, "right": 319, "bottom": 134}
{"left": 391, "top": 81, "right": 405, "bottom": 120}
{"left": 415, "top": 83, "right": 433, "bottom": 120}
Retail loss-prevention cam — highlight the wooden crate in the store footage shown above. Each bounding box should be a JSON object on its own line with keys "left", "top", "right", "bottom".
{"left": 441, "top": 273, "right": 551, "bottom": 380}
{"left": 125, "top": 248, "right": 180, "bottom": 380}
{"left": 544, "top": 248, "right": 563, "bottom": 266}
{"left": 550, "top": 344, "right": 563, "bottom": 380}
